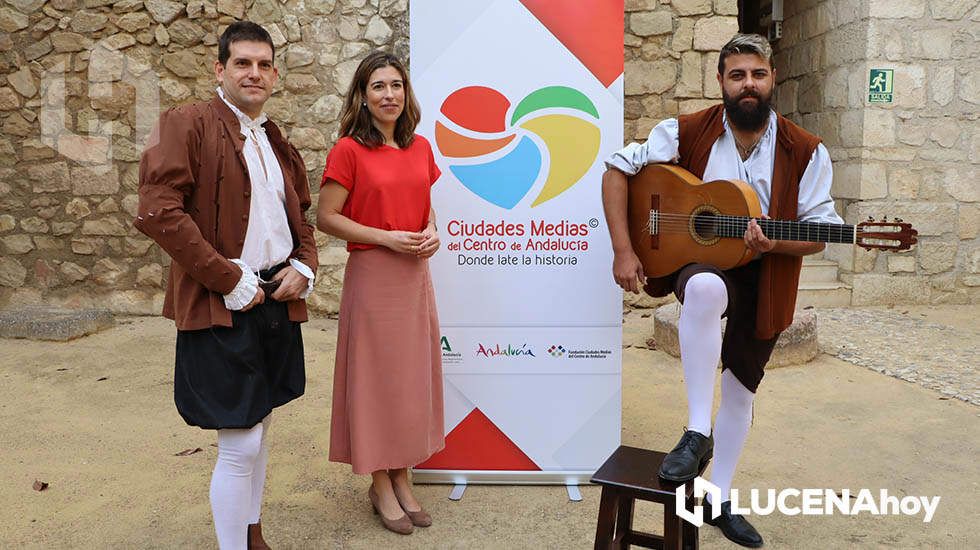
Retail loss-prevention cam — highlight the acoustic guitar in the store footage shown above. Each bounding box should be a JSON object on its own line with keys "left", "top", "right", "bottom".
{"left": 627, "top": 164, "right": 918, "bottom": 278}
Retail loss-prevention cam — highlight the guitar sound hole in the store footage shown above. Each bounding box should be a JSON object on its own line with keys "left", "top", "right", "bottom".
{"left": 693, "top": 211, "right": 718, "bottom": 239}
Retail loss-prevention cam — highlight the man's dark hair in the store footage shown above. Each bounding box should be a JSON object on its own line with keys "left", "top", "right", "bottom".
{"left": 218, "top": 22, "right": 275, "bottom": 66}
{"left": 717, "top": 33, "right": 773, "bottom": 75}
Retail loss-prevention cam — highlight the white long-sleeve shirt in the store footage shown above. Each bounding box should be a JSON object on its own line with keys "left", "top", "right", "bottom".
{"left": 604, "top": 111, "right": 844, "bottom": 225}
{"left": 217, "top": 87, "right": 314, "bottom": 309}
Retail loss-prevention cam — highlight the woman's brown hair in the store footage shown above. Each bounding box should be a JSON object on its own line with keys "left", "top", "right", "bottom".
{"left": 338, "top": 51, "right": 421, "bottom": 149}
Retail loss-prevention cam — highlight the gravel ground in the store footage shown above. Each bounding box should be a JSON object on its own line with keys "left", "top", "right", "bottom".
{"left": 816, "top": 306, "right": 979, "bottom": 406}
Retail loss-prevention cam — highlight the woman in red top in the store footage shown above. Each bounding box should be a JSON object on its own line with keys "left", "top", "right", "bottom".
{"left": 317, "top": 51, "right": 444, "bottom": 536}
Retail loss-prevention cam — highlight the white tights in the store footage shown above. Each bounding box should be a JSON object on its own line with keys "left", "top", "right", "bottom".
{"left": 210, "top": 415, "right": 271, "bottom": 549}
{"left": 678, "top": 273, "right": 755, "bottom": 503}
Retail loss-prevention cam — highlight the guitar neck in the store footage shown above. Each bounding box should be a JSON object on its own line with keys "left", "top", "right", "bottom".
{"left": 715, "top": 216, "right": 856, "bottom": 244}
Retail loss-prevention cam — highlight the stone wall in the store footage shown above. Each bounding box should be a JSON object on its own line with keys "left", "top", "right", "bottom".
{"left": 11, "top": 1, "right": 962, "bottom": 314}
{"left": 624, "top": 0, "right": 738, "bottom": 142}
{"left": 773, "top": 0, "right": 979, "bottom": 305}
{"left": 0, "top": 0, "right": 735, "bottom": 314}
{"left": 0, "top": 0, "right": 408, "bottom": 314}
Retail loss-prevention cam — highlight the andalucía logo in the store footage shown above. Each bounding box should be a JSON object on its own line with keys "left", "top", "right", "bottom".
{"left": 436, "top": 85, "right": 600, "bottom": 209}
{"left": 547, "top": 344, "right": 566, "bottom": 357}
{"left": 476, "top": 343, "right": 536, "bottom": 358}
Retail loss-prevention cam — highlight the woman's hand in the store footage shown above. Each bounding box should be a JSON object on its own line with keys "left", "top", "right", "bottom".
{"left": 416, "top": 223, "right": 440, "bottom": 258}
{"left": 383, "top": 230, "right": 426, "bottom": 254}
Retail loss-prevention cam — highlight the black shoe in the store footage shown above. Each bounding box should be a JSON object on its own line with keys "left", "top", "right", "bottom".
{"left": 658, "top": 430, "right": 713, "bottom": 482}
{"left": 703, "top": 499, "right": 764, "bottom": 548}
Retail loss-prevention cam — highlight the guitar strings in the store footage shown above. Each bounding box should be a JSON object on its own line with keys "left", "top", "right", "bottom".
{"left": 643, "top": 212, "right": 861, "bottom": 241}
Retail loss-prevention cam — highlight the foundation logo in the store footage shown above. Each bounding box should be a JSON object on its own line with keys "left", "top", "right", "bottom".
{"left": 436, "top": 86, "right": 601, "bottom": 209}
{"left": 547, "top": 344, "right": 566, "bottom": 357}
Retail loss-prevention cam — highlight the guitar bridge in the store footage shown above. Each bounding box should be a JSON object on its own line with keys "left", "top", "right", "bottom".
{"left": 648, "top": 195, "right": 660, "bottom": 250}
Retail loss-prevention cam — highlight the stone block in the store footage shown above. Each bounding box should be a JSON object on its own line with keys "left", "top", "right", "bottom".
{"left": 851, "top": 274, "right": 931, "bottom": 305}
{"left": 29, "top": 161, "right": 70, "bottom": 193}
{"left": 930, "top": 0, "right": 975, "bottom": 19}
{"left": 671, "top": 18, "right": 695, "bottom": 51}
{"left": 630, "top": 11, "right": 673, "bottom": 36}
{"left": 869, "top": 0, "right": 925, "bottom": 18}
{"left": 653, "top": 303, "right": 818, "bottom": 367}
{"left": 675, "top": 51, "right": 702, "bottom": 98}
{"left": 959, "top": 204, "right": 980, "bottom": 239}
{"left": 672, "top": 0, "right": 713, "bottom": 16}
{"left": 714, "top": 0, "right": 738, "bottom": 16}
{"left": 918, "top": 242, "right": 958, "bottom": 274}
{"left": 364, "top": 15, "right": 391, "bottom": 45}
{"left": 2, "top": 234, "right": 34, "bottom": 255}
{"left": 930, "top": 66, "right": 955, "bottom": 106}
{"left": 832, "top": 162, "right": 886, "bottom": 200}
{"left": 887, "top": 256, "right": 916, "bottom": 273}
{"left": 0, "top": 7, "right": 29, "bottom": 32}
{"left": 959, "top": 69, "right": 980, "bottom": 104}
{"left": 893, "top": 64, "right": 927, "bottom": 109}
{"left": 625, "top": 59, "right": 676, "bottom": 95}
{"left": 702, "top": 56, "right": 722, "bottom": 99}
{"left": 71, "top": 165, "right": 119, "bottom": 195}
{"left": 888, "top": 167, "right": 921, "bottom": 199}
{"left": 0, "top": 306, "right": 114, "bottom": 341}
{"left": 0, "top": 257, "right": 27, "bottom": 287}
{"left": 8, "top": 66, "right": 37, "bottom": 98}
{"left": 692, "top": 17, "right": 738, "bottom": 51}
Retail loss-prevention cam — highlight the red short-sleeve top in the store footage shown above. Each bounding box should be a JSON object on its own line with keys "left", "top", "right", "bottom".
{"left": 321, "top": 135, "right": 442, "bottom": 251}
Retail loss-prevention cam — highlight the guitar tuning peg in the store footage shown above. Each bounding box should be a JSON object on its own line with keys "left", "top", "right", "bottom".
{"left": 895, "top": 218, "right": 903, "bottom": 222}
{"left": 867, "top": 215, "right": 874, "bottom": 221}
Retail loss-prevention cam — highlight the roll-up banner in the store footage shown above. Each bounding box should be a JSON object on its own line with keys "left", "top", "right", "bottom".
{"left": 411, "top": 0, "right": 624, "bottom": 484}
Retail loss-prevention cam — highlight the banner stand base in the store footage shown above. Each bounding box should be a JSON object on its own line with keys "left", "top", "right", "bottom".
{"left": 449, "top": 484, "right": 466, "bottom": 501}
{"left": 566, "top": 483, "right": 582, "bottom": 502}
{"left": 412, "top": 469, "right": 595, "bottom": 486}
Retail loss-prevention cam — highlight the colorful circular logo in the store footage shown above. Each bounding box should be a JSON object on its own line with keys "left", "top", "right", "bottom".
{"left": 436, "top": 86, "right": 600, "bottom": 209}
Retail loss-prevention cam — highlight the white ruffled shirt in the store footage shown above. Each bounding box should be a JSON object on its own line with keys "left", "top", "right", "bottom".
{"left": 604, "top": 111, "right": 843, "bottom": 225}
{"left": 217, "top": 87, "right": 314, "bottom": 310}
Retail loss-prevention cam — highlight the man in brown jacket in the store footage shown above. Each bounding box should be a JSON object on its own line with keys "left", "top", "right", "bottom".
{"left": 601, "top": 34, "right": 842, "bottom": 548}
{"left": 135, "top": 22, "right": 317, "bottom": 550}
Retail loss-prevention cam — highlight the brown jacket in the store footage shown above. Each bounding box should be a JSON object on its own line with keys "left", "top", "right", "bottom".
{"left": 135, "top": 96, "right": 318, "bottom": 331}
{"left": 677, "top": 104, "right": 820, "bottom": 339}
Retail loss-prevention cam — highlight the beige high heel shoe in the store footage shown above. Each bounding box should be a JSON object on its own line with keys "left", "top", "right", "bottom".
{"left": 369, "top": 485, "right": 414, "bottom": 535}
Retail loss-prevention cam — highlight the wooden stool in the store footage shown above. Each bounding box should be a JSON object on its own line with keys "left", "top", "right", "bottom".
{"left": 591, "top": 445, "right": 706, "bottom": 550}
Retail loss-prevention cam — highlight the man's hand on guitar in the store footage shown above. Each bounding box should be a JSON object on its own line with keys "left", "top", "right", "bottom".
{"left": 613, "top": 250, "right": 646, "bottom": 294}
{"left": 745, "top": 216, "right": 775, "bottom": 254}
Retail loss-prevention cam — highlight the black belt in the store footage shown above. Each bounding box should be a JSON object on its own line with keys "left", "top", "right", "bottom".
{"left": 257, "top": 263, "right": 287, "bottom": 297}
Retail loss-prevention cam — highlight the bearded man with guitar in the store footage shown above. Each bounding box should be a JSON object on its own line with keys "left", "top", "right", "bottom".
{"left": 601, "top": 33, "right": 843, "bottom": 548}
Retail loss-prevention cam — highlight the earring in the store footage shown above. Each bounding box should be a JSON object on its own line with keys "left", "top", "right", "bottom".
{"left": 361, "top": 102, "right": 366, "bottom": 107}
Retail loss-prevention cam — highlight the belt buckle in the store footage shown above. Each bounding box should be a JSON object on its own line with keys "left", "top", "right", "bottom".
{"left": 258, "top": 279, "right": 281, "bottom": 297}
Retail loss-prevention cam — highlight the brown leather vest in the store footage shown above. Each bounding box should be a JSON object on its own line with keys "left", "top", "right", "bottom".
{"left": 676, "top": 104, "right": 820, "bottom": 339}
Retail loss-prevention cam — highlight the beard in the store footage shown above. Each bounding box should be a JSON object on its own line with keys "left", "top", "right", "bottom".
{"left": 723, "top": 88, "right": 773, "bottom": 132}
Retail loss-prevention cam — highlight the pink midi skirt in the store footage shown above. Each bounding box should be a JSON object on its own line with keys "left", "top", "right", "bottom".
{"left": 329, "top": 247, "right": 445, "bottom": 474}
